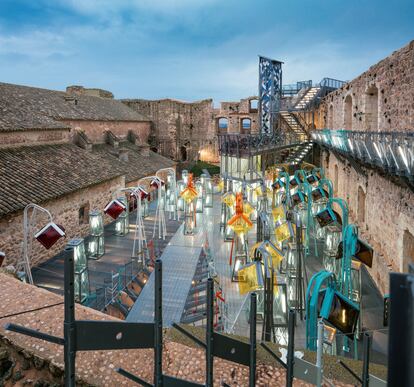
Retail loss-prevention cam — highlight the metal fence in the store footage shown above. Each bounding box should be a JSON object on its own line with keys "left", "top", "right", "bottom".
{"left": 84, "top": 259, "right": 143, "bottom": 311}
{"left": 218, "top": 131, "right": 306, "bottom": 157}
{"left": 312, "top": 129, "right": 414, "bottom": 179}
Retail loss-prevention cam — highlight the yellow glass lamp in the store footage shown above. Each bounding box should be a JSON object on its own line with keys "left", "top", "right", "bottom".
{"left": 243, "top": 201, "right": 255, "bottom": 217}
{"left": 275, "top": 221, "right": 294, "bottom": 243}
{"left": 272, "top": 205, "right": 286, "bottom": 223}
{"left": 238, "top": 263, "right": 259, "bottom": 295}
{"left": 180, "top": 174, "right": 198, "bottom": 203}
{"left": 222, "top": 192, "right": 236, "bottom": 208}
{"left": 227, "top": 193, "right": 253, "bottom": 235}
{"left": 217, "top": 179, "right": 224, "bottom": 192}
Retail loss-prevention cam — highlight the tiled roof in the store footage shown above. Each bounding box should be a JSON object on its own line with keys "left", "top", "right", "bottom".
{"left": 0, "top": 142, "right": 175, "bottom": 216}
{"left": 92, "top": 142, "right": 175, "bottom": 183}
{"left": 0, "top": 82, "right": 150, "bottom": 132}
{"left": 0, "top": 143, "right": 125, "bottom": 216}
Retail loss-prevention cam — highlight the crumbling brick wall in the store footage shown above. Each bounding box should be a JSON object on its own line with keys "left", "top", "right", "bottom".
{"left": 122, "top": 98, "right": 217, "bottom": 162}
{"left": 316, "top": 40, "right": 414, "bottom": 292}
{"left": 215, "top": 96, "right": 259, "bottom": 134}
{"left": 318, "top": 40, "right": 414, "bottom": 131}
{"left": 122, "top": 96, "right": 259, "bottom": 163}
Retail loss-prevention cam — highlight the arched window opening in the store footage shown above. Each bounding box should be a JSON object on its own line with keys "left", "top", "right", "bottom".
{"left": 365, "top": 85, "right": 379, "bottom": 131}
{"left": 357, "top": 186, "right": 366, "bottom": 224}
{"left": 241, "top": 118, "right": 251, "bottom": 133}
{"left": 249, "top": 99, "right": 258, "bottom": 112}
{"left": 218, "top": 117, "right": 228, "bottom": 132}
{"left": 180, "top": 146, "right": 187, "bottom": 161}
{"left": 344, "top": 95, "right": 353, "bottom": 130}
{"left": 403, "top": 229, "right": 414, "bottom": 272}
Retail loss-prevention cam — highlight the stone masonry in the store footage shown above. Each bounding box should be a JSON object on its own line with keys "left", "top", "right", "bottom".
{"left": 122, "top": 96, "right": 259, "bottom": 163}
{"left": 317, "top": 40, "right": 414, "bottom": 293}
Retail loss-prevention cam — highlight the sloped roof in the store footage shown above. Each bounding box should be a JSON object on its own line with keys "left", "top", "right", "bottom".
{"left": 92, "top": 141, "right": 175, "bottom": 183}
{"left": 0, "top": 143, "right": 125, "bottom": 216}
{"left": 0, "top": 82, "right": 150, "bottom": 132}
{"left": 0, "top": 142, "right": 175, "bottom": 217}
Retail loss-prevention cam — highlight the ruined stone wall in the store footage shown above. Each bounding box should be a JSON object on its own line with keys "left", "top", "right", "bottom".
{"left": 322, "top": 150, "right": 414, "bottom": 294}
{"left": 0, "top": 176, "right": 124, "bottom": 268}
{"left": 215, "top": 96, "right": 259, "bottom": 134}
{"left": 122, "top": 96, "right": 259, "bottom": 163}
{"left": 318, "top": 40, "right": 414, "bottom": 131}
{"left": 315, "top": 41, "right": 414, "bottom": 293}
{"left": 122, "top": 98, "right": 217, "bottom": 162}
{"left": 0, "top": 129, "right": 71, "bottom": 148}
{"left": 63, "top": 119, "right": 151, "bottom": 145}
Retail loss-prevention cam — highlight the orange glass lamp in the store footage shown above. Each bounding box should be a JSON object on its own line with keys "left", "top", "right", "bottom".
{"left": 227, "top": 193, "right": 253, "bottom": 281}
{"left": 180, "top": 174, "right": 199, "bottom": 235}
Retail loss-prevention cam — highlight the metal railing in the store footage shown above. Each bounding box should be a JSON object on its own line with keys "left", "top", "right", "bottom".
{"left": 312, "top": 129, "right": 414, "bottom": 180}
{"left": 218, "top": 131, "right": 307, "bottom": 157}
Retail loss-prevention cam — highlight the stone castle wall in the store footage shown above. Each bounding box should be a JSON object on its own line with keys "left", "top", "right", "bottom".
{"left": 122, "top": 96, "right": 259, "bottom": 163}
{"left": 0, "top": 176, "right": 124, "bottom": 268}
{"left": 321, "top": 150, "right": 414, "bottom": 294}
{"left": 317, "top": 40, "right": 414, "bottom": 293}
{"left": 318, "top": 40, "right": 414, "bottom": 131}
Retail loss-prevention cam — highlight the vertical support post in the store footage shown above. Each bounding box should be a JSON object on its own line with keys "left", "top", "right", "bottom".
{"left": 263, "top": 274, "right": 273, "bottom": 342}
{"left": 316, "top": 319, "right": 324, "bottom": 387}
{"left": 249, "top": 292, "right": 257, "bottom": 387}
{"left": 154, "top": 259, "right": 163, "bottom": 387}
{"left": 286, "top": 309, "right": 295, "bottom": 387}
{"left": 206, "top": 278, "right": 214, "bottom": 387}
{"left": 64, "top": 247, "right": 76, "bottom": 387}
{"left": 362, "top": 333, "right": 371, "bottom": 387}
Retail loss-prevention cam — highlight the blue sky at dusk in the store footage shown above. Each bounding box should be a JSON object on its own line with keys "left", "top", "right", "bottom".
{"left": 0, "top": 0, "right": 413, "bottom": 101}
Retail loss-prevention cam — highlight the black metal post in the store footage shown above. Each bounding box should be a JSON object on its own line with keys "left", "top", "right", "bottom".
{"left": 206, "top": 278, "right": 214, "bottom": 387}
{"left": 362, "top": 333, "right": 371, "bottom": 387}
{"left": 249, "top": 292, "right": 257, "bottom": 387}
{"left": 64, "top": 247, "right": 76, "bottom": 387}
{"left": 264, "top": 275, "right": 272, "bottom": 342}
{"left": 286, "top": 309, "right": 295, "bottom": 387}
{"left": 154, "top": 259, "right": 163, "bottom": 387}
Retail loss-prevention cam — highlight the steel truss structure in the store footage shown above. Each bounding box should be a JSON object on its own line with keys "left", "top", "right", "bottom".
{"left": 259, "top": 56, "right": 283, "bottom": 135}
{"left": 312, "top": 130, "right": 414, "bottom": 181}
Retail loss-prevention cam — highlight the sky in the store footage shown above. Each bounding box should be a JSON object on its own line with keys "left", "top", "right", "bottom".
{"left": 0, "top": 0, "right": 413, "bottom": 102}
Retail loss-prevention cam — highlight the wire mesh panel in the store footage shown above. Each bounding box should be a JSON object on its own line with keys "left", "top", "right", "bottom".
{"left": 259, "top": 56, "right": 283, "bottom": 135}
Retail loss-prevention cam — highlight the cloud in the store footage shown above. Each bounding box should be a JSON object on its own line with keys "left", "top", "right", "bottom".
{"left": 50, "top": 0, "right": 220, "bottom": 19}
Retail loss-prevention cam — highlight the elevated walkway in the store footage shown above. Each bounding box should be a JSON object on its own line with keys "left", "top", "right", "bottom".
{"left": 127, "top": 223, "right": 206, "bottom": 325}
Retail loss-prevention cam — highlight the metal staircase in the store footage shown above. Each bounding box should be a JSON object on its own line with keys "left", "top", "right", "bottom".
{"left": 294, "top": 86, "right": 321, "bottom": 109}
{"left": 279, "top": 111, "right": 308, "bottom": 141}
{"left": 278, "top": 78, "right": 346, "bottom": 143}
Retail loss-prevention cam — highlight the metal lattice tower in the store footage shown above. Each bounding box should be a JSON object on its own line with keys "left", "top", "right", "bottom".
{"left": 259, "top": 56, "right": 283, "bottom": 135}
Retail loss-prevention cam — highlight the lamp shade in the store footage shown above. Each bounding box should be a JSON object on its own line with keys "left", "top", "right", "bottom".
{"left": 151, "top": 177, "right": 165, "bottom": 188}
{"left": 311, "top": 188, "right": 329, "bottom": 202}
{"left": 307, "top": 174, "right": 318, "bottom": 184}
{"left": 272, "top": 178, "right": 284, "bottom": 191}
{"left": 104, "top": 199, "right": 126, "bottom": 220}
{"left": 35, "top": 222, "right": 65, "bottom": 250}
{"left": 318, "top": 290, "right": 360, "bottom": 337}
{"left": 315, "top": 208, "right": 342, "bottom": 228}
{"left": 291, "top": 192, "right": 307, "bottom": 207}
{"left": 336, "top": 238, "right": 373, "bottom": 268}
